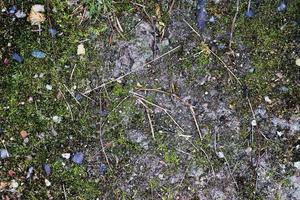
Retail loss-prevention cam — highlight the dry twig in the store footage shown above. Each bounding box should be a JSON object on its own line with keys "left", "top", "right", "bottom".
{"left": 229, "top": 0, "right": 240, "bottom": 51}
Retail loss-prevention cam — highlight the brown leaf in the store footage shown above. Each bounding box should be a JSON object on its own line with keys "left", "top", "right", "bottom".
{"left": 0, "top": 182, "right": 8, "bottom": 190}
{"left": 20, "top": 130, "right": 28, "bottom": 139}
{"left": 27, "top": 10, "right": 45, "bottom": 25}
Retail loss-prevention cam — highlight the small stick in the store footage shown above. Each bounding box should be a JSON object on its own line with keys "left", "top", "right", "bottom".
{"left": 131, "top": 91, "right": 185, "bottom": 132}
{"left": 63, "top": 84, "right": 81, "bottom": 105}
{"left": 83, "top": 45, "right": 180, "bottom": 94}
{"left": 168, "top": 0, "right": 175, "bottom": 15}
{"left": 229, "top": 0, "right": 240, "bottom": 50}
{"left": 139, "top": 99, "right": 155, "bottom": 140}
{"left": 136, "top": 88, "right": 203, "bottom": 139}
{"left": 58, "top": 88, "right": 74, "bottom": 121}
{"left": 70, "top": 64, "right": 77, "bottom": 80}
{"left": 145, "top": 103, "right": 155, "bottom": 139}
{"left": 189, "top": 105, "right": 202, "bottom": 139}
{"left": 98, "top": 97, "right": 112, "bottom": 170}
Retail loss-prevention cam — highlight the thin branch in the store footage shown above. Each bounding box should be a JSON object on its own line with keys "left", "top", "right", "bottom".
{"left": 63, "top": 84, "right": 81, "bottom": 105}
{"left": 229, "top": 0, "right": 240, "bottom": 50}
{"left": 70, "top": 64, "right": 77, "bottom": 80}
{"left": 136, "top": 88, "right": 203, "bottom": 139}
{"left": 130, "top": 91, "right": 185, "bottom": 132}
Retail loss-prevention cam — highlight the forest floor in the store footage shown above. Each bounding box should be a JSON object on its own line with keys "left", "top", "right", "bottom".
{"left": 0, "top": 0, "right": 300, "bottom": 199}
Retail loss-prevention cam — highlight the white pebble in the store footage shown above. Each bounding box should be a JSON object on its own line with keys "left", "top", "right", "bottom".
{"left": 217, "top": 151, "right": 225, "bottom": 159}
{"left": 0, "top": 149, "right": 10, "bottom": 159}
{"left": 264, "top": 96, "right": 272, "bottom": 104}
{"left": 45, "top": 179, "right": 51, "bottom": 187}
{"left": 294, "top": 161, "right": 300, "bottom": 170}
{"left": 77, "top": 44, "right": 85, "bottom": 55}
{"left": 251, "top": 119, "right": 257, "bottom": 127}
{"left": 62, "top": 153, "right": 71, "bottom": 159}
{"left": 52, "top": 116, "right": 62, "bottom": 123}
{"left": 296, "top": 58, "right": 300, "bottom": 67}
{"left": 277, "top": 131, "right": 284, "bottom": 137}
{"left": 31, "top": 4, "right": 45, "bottom": 12}
{"left": 15, "top": 10, "right": 26, "bottom": 18}
{"left": 10, "top": 180, "right": 19, "bottom": 189}
{"left": 46, "top": 84, "right": 53, "bottom": 91}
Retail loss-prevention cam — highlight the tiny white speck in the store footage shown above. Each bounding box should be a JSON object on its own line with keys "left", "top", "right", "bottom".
{"left": 46, "top": 84, "right": 52, "bottom": 91}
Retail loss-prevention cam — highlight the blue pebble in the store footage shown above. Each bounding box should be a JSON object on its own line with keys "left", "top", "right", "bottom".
{"left": 245, "top": 8, "right": 255, "bottom": 18}
{"left": 26, "top": 166, "right": 34, "bottom": 179}
{"left": 218, "top": 43, "right": 226, "bottom": 50}
{"left": 72, "top": 152, "right": 84, "bottom": 164}
{"left": 99, "top": 163, "right": 107, "bottom": 175}
{"left": 9, "top": 5, "right": 17, "bottom": 14}
{"left": 31, "top": 50, "right": 46, "bottom": 59}
{"left": 208, "top": 16, "right": 215, "bottom": 23}
{"left": 277, "top": 0, "right": 286, "bottom": 12}
{"left": 43, "top": 164, "right": 51, "bottom": 176}
{"left": 197, "top": 0, "right": 207, "bottom": 32}
{"left": 12, "top": 52, "right": 23, "bottom": 63}
{"left": 48, "top": 28, "right": 57, "bottom": 38}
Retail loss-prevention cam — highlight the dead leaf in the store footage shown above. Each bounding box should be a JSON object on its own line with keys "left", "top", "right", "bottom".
{"left": 155, "top": 4, "right": 161, "bottom": 19}
{"left": 0, "top": 182, "right": 8, "bottom": 190}
{"left": 77, "top": 44, "right": 85, "bottom": 55}
{"left": 20, "top": 130, "right": 28, "bottom": 139}
{"left": 27, "top": 10, "right": 45, "bottom": 25}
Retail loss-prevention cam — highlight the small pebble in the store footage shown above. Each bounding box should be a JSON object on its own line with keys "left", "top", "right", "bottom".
{"left": 0, "top": 149, "right": 9, "bottom": 159}
{"left": 99, "top": 163, "right": 107, "bottom": 175}
{"left": 15, "top": 10, "right": 26, "bottom": 18}
{"left": 296, "top": 58, "right": 300, "bottom": 67}
{"left": 294, "top": 161, "right": 300, "bottom": 170}
{"left": 31, "top": 4, "right": 45, "bottom": 12}
{"left": 9, "top": 5, "right": 17, "bottom": 14}
{"left": 23, "top": 137, "right": 29, "bottom": 144}
{"left": 52, "top": 116, "right": 62, "bottom": 123}
{"left": 45, "top": 179, "right": 51, "bottom": 187}
{"left": 77, "top": 44, "right": 85, "bottom": 55}
{"left": 12, "top": 52, "right": 23, "bottom": 63}
{"left": 72, "top": 152, "right": 84, "bottom": 164}
{"left": 245, "top": 147, "right": 252, "bottom": 154}
{"left": 62, "top": 153, "right": 71, "bottom": 159}
{"left": 277, "top": 131, "right": 284, "bottom": 137}
{"left": 217, "top": 151, "right": 224, "bottom": 159}
{"left": 43, "top": 164, "right": 51, "bottom": 176}
{"left": 277, "top": 0, "right": 286, "bottom": 12}
{"left": 251, "top": 119, "right": 257, "bottom": 126}
{"left": 31, "top": 50, "right": 46, "bottom": 59}
{"left": 26, "top": 166, "right": 34, "bottom": 179}
{"left": 46, "top": 84, "right": 53, "bottom": 91}
{"left": 209, "top": 16, "right": 215, "bottom": 23}
{"left": 48, "top": 28, "right": 57, "bottom": 38}
{"left": 264, "top": 96, "right": 272, "bottom": 104}
{"left": 249, "top": 67, "right": 255, "bottom": 73}
{"left": 10, "top": 180, "right": 18, "bottom": 189}
{"left": 279, "top": 86, "right": 288, "bottom": 93}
